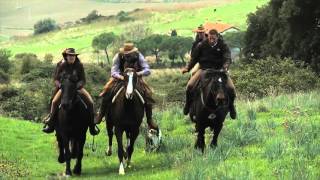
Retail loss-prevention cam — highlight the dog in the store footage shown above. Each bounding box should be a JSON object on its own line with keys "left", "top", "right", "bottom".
{"left": 145, "top": 128, "right": 162, "bottom": 152}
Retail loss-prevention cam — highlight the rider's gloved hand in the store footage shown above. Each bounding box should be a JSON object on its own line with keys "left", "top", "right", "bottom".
{"left": 137, "top": 71, "right": 144, "bottom": 76}
{"left": 76, "top": 82, "right": 83, "bottom": 90}
{"left": 118, "top": 75, "right": 125, "bottom": 81}
{"left": 181, "top": 67, "right": 189, "bottom": 74}
{"left": 223, "top": 63, "right": 230, "bottom": 71}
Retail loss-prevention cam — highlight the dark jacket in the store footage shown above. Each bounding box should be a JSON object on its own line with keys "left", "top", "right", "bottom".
{"left": 118, "top": 52, "right": 142, "bottom": 73}
{"left": 53, "top": 58, "right": 86, "bottom": 89}
{"left": 187, "top": 38, "right": 231, "bottom": 71}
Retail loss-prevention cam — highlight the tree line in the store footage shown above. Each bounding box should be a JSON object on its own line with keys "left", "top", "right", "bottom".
{"left": 244, "top": 0, "right": 320, "bottom": 73}
{"left": 92, "top": 32, "right": 193, "bottom": 67}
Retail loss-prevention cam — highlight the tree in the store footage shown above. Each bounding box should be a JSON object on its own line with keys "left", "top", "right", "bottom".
{"left": 161, "top": 36, "right": 193, "bottom": 64}
{"left": 92, "top": 32, "right": 118, "bottom": 65}
{"left": 137, "top": 34, "right": 168, "bottom": 64}
{"left": 34, "top": 18, "right": 59, "bottom": 35}
{"left": 124, "top": 23, "right": 153, "bottom": 42}
{"left": 244, "top": 0, "right": 320, "bottom": 73}
{"left": 224, "top": 31, "right": 245, "bottom": 59}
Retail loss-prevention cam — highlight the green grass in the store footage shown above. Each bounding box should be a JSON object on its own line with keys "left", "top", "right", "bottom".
{"left": 1, "top": 91, "right": 320, "bottom": 179}
{"left": 0, "top": 0, "right": 269, "bottom": 60}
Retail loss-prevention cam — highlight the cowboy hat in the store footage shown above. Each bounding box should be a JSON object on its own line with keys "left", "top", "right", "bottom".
{"left": 62, "top": 48, "right": 79, "bottom": 56}
{"left": 119, "top": 43, "right": 138, "bottom": 54}
{"left": 195, "top": 24, "right": 205, "bottom": 33}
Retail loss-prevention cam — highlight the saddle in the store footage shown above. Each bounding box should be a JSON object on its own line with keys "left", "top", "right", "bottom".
{"left": 105, "top": 78, "right": 154, "bottom": 105}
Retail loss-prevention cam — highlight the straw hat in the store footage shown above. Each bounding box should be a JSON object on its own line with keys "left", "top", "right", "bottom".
{"left": 119, "top": 43, "right": 138, "bottom": 54}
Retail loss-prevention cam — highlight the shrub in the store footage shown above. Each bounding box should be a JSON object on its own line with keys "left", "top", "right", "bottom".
{"left": 117, "top": 11, "right": 134, "bottom": 22}
{"left": 33, "top": 18, "right": 59, "bottom": 35}
{"left": 0, "top": 86, "right": 19, "bottom": 101}
{"left": 81, "top": 10, "right": 103, "bottom": 23}
{"left": 21, "top": 64, "right": 54, "bottom": 82}
{"left": 0, "top": 49, "right": 12, "bottom": 73}
{"left": 0, "top": 70, "right": 9, "bottom": 84}
{"left": 232, "top": 57, "right": 319, "bottom": 98}
{"left": 15, "top": 53, "right": 40, "bottom": 74}
{"left": 44, "top": 53, "right": 53, "bottom": 64}
{"left": 85, "top": 64, "right": 108, "bottom": 84}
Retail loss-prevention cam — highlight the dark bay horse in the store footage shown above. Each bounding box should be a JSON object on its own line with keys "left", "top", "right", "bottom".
{"left": 189, "top": 69, "right": 229, "bottom": 152}
{"left": 55, "top": 74, "right": 90, "bottom": 176}
{"left": 108, "top": 68, "right": 145, "bottom": 175}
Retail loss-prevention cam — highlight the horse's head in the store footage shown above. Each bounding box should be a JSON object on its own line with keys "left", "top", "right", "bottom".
{"left": 123, "top": 68, "right": 138, "bottom": 100}
{"left": 202, "top": 69, "right": 229, "bottom": 108}
{"left": 60, "top": 73, "right": 78, "bottom": 110}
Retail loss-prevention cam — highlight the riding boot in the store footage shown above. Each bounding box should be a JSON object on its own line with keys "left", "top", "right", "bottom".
{"left": 95, "top": 92, "right": 111, "bottom": 124}
{"left": 183, "top": 89, "right": 192, "bottom": 115}
{"left": 42, "top": 109, "right": 57, "bottom": 133}
{"left": 88, "top": 103, "right": 100, "bottom": 136}
{"left": 228, "top": 89, "right": 237, "bottom": 119}
{"left": 145, "top": 103, "right": 159, "bottom": 131}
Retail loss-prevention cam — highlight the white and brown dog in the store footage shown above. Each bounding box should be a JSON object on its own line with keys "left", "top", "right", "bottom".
{"left": 145, "top": 128, "right": 162, "bottom": 152}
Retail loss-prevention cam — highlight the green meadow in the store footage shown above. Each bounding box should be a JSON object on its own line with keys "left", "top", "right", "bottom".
{"left": 0, "top": 0, "right": 269, "bottom": 60}
{"left": 1, "top": 91, "right": 320, "bottom": 179}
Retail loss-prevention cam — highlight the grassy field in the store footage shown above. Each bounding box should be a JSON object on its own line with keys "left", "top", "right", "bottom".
{"left": 0, "top": 0, "right": 208, "bottom": 37}
{"left": 0, "top": 0, "right": 269, "bottom": 61}
{"left": 1, "top": 91, "right": 319, "bottom": 179}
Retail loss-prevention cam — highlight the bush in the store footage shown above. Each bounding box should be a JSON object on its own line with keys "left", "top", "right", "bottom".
{"left": 15, "top": 53, "right": 40, "bottom": 74}
{"left": 81, "top": 10, "right": 103, "bottom": 23}
{"left": 44, "top": 53, "right": 53, "bottom": 64}
{"left": 85, "top": 64, "right": 108, "bottom": 84}
{"left": 0, "top": 69, "right": 9, "bottom": 84}
{"left": 21, "top": 64, "right": 54, "bottom": 82}
{"left": 0, "top": 49, "right": 12, "bottom": 73}
{"left": 33, "top": 18, "right": 59, "bottom": 35}
{"left": 0, "top": 86, "right": 19, "bottom": 101}
{"left": 117, "top": 11, "right": 134, "bottom": 22}
{"left": 232, "top": 57, "right": 319, "bottom": 98}
{"left": 0, "top": 79, "right": 52, "bottom": 121}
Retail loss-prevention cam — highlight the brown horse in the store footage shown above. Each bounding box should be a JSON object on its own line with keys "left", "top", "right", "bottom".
{"left": 55, "top": 73, "right": 90, "bottom": 176}
{"left": 189, "top": 69, "right": 230, "bottom": 152}
{"left": 108, "top": 68, "right": 145, "bottom": 175}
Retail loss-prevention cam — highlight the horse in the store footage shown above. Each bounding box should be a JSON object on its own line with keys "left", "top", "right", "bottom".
{"left": 107, "top": 68, "right": 145, "bottom": 175}
{"left": 189, "top": 69, "right": 230, "bottom": 152}
{"left": 55, "top": 73, "right": 91, "bottom": 176}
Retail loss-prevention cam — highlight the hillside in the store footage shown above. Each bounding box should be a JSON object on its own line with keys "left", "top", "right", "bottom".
{"left": 0, "top": 0, "right": 209, "bottom": 37}
{"left": 0, "top": 0, "right": 269, "bottom": 61}
{"left": 1, "top": 91, "right": 319, "bottom": 179}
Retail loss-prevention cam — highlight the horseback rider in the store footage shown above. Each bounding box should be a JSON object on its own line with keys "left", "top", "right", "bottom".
{"left": 42, "top": 48, "right": 99, "bottom": 135}
{"left": 181, "top": 29, "right": 237, "bottom": 119}
{"left": 191, "top": 24, "right": 207, "bottom": 55}
{"left": 95, "top": 43, "right": 159, "bottom": 130}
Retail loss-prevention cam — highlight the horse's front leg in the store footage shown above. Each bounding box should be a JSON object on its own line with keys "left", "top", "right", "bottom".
{"left": 105, "top": 120, "right": 114, "bottom": 156}
{"left": 56, "top": 135, "right": 65, "bottom": 163}
{"left": 195, "top": 125, "right": 205, "bottom": 153}
{"left": 63, "top": 139, "right": 72, "bottom": 176}
{"left": 210, "top": 121, "right": 223, "bottom": 148}
{"left": 126, "top": 128, "right": 139, "bottom": 168}
{"left": 115, "top": 127, "right": 125, "bottom": 175}
{"left": 73, "top": 137, "right": 85, "bottom": 175}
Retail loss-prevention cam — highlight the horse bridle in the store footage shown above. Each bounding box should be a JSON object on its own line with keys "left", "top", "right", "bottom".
{"left": 200, "top": 69, "right": 229, "bottom": 114}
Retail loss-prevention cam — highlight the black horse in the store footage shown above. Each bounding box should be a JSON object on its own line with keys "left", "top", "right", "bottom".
{"left": 107, "top": 68, "right": 145, "bottom": 175}
{"left": 55, "top": 74, "right": 91, "bottom": 176}
{"left": 189, "top": 69, "right": 230, "bottom": 152}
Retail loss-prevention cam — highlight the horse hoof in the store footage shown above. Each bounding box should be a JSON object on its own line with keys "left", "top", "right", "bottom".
{"left": 58, "top": 155, "right": 65, "bottom": 163}
{"left": 105, "top": 149, "right": 112, "bottom": 156}
{"left": 119, "top": 162, "right": 125, "bottom": 175}
{"left": 64, "top": 171, "right": 72, "bottom": 177}
{"left": 73, "top": 167, "right": 81, "bottom": 176}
